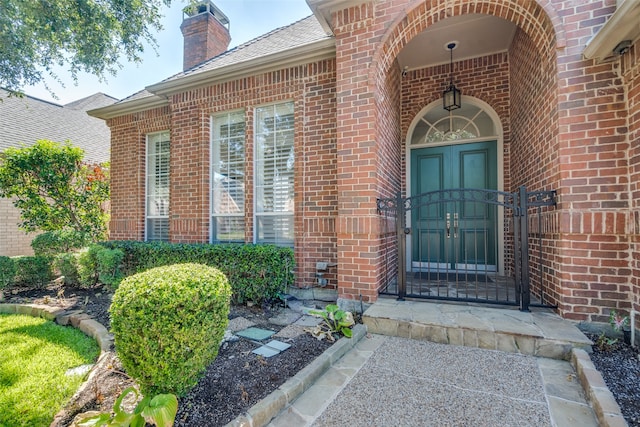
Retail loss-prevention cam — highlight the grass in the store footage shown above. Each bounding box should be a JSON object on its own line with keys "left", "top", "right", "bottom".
{"left": 0, "top": 314, "right": 100, "bottom": 427}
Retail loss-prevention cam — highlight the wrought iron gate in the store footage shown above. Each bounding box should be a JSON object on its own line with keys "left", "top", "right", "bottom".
{"left": 376, "top": 186, "right": 556, "bottom": 311}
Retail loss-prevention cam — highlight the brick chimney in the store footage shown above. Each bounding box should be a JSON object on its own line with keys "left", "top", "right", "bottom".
{"left": 180, "top": 1, "right": 231, "bottom": 71}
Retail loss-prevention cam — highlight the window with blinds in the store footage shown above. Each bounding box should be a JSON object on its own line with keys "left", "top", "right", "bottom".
{"left": 146, "top": 131, "right": 170, "bottom": 242}
{"left": 255, "top": 102, "right": 294, "bottom": 246}
{"left": 211, "top": 111, "right": 245, "bottom": 243}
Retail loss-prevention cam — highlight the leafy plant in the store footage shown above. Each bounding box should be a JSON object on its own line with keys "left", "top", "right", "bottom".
{"left": 53, "top": 253, "right": 80, "bottom": 285}
{"left": 0, "top": 140, "right": 109, "bottom": 238}
{"left": 78, "top": 387, "right": 178, "bottom": 427}
{"left": 0, "top": 256, "right": 16, "bottom": 289}
{"left": 308, "top": 304, "right": 355, "bottom": 342}
{"left": 110, "top": 263, "right": 231, "bottom": 396}
{"left": 31, "top": 229, "right": 91, "bottom": 256}
{"left": 78, "top": 245, "right": 101, "bottom": 287}
{"left": 95, "top": 247, "right": 124, "bottom": 288}
{"left": 99, "top": 241, "right": 294, "bottom": 304}
{"left": 610, "top": 310, "right": 629, "bottom": 332}
{"left": 13, "top": 256, "right": 51, "bottom": 288}
{"left": 596, "top": 310, "right": 630, "bottom": 350}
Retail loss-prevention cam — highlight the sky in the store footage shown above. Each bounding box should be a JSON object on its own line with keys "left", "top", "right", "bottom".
{"left": 26, "top": 0, "right": 314, "bottom": 105}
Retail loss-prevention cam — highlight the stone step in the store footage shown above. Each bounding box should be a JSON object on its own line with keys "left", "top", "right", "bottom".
{"left": 363, "top": 298, "right": 592, "bottom": 360}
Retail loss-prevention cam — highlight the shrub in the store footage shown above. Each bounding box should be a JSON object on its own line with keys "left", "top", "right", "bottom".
{"left": 0, "top": 256, "right": 16, "bottom": 289}
{"left": 13, "top": 256, "right": 51, "bottom": 288}
{"left": 31, "top": 230, "right": 91, "bottom": 256}
{"left": 77, "top": 245, "right": 100, "bottom": 287}
{"left": 96, "top": 247, "right": 124, "bottom": 288}
{"left": 110, "top": 263, "right": 231, "bottom": 396}
{"left": 53, "top": 253, "right": 79, "bottom": 286}
{"left": 99, "top": 241, "right": 294, "bottom": 304}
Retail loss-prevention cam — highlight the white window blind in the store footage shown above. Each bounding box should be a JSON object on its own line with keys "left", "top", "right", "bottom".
{"left": 255, "top": 102, "right": 294, "bottom": 246}
{"left": 211, "top": 111, "right": 245, "bottom": 243}
{"left": 146, "top": 131, "right": 170, "bottom": 241}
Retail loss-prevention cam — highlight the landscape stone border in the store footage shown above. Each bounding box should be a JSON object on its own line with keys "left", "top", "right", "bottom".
{"left": 571, "top": 348, "right": 629, "bottom": 427}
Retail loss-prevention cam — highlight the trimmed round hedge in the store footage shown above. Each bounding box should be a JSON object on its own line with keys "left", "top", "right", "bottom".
{"left": 110, "top": 263, "right": 231, "bottom": 396}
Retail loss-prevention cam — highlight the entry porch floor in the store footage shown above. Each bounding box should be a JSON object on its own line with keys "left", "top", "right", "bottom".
{"left": 363, "top": 297, "right": 591, "bottom": 359}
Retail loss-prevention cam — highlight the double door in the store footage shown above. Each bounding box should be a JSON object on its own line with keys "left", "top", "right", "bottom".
{"left": 410, "top": 141, "right": 498, "bottom": 271}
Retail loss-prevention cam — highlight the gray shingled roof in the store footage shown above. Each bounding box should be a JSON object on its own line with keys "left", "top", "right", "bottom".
{"left": 174, "top": 15, "right": 329, "bottom": 79}
{"left": 0, "top": 89, "right": 116, "bottom": 163}
{"left": 115, "top": 15, "right": 330, "bottom": 105}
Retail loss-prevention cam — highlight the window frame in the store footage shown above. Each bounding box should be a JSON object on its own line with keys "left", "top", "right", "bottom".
{"left": 253, "top": 100, "right": 295, "bottom": 247}
{"left": 145, "top": 130, "right": 170, "bottom": 242}
{"left": 209, "top": 110, "right": 246, "bottom": 244}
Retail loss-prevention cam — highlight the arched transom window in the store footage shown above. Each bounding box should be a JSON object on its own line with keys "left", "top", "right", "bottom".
{"left": 411, "top": 102, "right": 496, "bottom": 144}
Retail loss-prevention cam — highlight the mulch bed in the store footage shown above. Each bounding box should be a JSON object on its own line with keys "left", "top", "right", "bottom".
{"left": 586, "top": 333, "right": 640, "bottom": 427}
{"left": 2, "top": 284, "right": 332, "bottom": 426}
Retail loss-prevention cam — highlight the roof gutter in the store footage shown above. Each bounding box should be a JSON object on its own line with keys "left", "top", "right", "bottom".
{"left": 583, "top": 0, "right": 640, "bottom": 63}
{"left": 87, "top": 94, "right": 168, "bottom": 120}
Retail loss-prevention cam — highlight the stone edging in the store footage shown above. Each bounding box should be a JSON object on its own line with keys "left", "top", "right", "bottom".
{"left": 225, "top": 323, "right": 368, "bottom": 427}
{"left": 571, "top": 348, "right": 629, "bottom": 427}
{"left": 0, "top": 303, "right": 114, "bottom": 427}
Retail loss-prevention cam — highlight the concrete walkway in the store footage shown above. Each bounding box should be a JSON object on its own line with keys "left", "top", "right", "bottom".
{"left": 229, "top": 299, "right": 628, "bottom": 427}
{"left": 269, "top": 333, "right": 597, "bottom": 426}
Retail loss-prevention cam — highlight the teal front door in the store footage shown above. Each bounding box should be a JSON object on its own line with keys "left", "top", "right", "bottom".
{"left": 410, "top": 141, "right": 498, "bottom": 271}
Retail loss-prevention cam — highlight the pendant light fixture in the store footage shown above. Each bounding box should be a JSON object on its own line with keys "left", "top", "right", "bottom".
{"left": 443, "top": 42, "right": 461, "bottom": 111}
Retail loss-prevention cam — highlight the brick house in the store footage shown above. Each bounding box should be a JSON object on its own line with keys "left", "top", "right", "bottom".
{"left": 0, "top": 90, "right": 115, "bottom": 256}
{"left": 90, "top": 0, "right": 640, "bottom": 323}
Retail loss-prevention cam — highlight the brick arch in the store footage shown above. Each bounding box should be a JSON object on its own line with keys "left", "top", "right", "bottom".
{"left": 368, "top": 0, "right": 564, "bottom": 89}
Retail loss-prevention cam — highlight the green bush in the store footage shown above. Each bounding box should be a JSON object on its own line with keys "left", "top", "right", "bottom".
{"left": 110, "top": 263, "right": 231, "bottom": 396}
{"left": 77, "top": 245, "right": 100, "bottom": 287}
{"left": 31, "top": 230, "right": 90, "bottom": 256}
{"left": 95, "top": 247, "right": 124, "bottom": 288}
{"left": 53, "top": 253, "right": 79, "bottom": 286}
{"left": 78, "top": 245, "right": 124, "bottom": 288}
{"left": 0, "top": 256, "right": 16, "bottom": 289}
{"left": 99, "top": 241, "right": 294, "bottom": 304}
{"left": 13, "top": 256, "right": 51, "bottom": 288}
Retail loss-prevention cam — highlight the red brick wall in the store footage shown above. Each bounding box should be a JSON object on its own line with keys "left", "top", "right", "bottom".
{"left": 623, "top": 41, "right": 640, "bottom": 314}
{"left": 554, "top": 0, "right": 631, "bottom": 322}
{"left": 376, "top": 63, "right": 402, "bottom": 293}
{"left": 509, "top": 27, "right": 561, "bottom": 307}
{"left": 107, "top": 107, "right": 172, "bottom": 241}
{"left": 108, "top": 61, "right": 337, "bottom": 289}
{"left": 332, "top": 2, "right": 381, "bottom": 303}
{"left": 401, "top": 53, "right": 510, "bottom": 157}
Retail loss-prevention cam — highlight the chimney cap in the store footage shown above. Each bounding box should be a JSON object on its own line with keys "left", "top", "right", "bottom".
{"left": 183, "top": 1, "right": 230, "bottom": 30}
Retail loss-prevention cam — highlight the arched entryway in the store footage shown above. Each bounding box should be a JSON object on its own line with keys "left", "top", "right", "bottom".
{"left": 328, "top": 0, "right": 564, "bottom": 311}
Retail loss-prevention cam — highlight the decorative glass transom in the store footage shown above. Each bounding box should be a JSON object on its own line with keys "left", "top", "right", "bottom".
{"left": 411, "top": 102, "right": 495, "bottom": 144}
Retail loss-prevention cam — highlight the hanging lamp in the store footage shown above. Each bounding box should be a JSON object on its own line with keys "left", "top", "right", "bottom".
{"left": 443, "top": 42, "right": 461, "bottom": 111}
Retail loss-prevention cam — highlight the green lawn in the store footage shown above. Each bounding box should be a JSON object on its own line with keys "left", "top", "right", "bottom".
{"left": 0, "top": 314, "right": 100, "bottom": 427}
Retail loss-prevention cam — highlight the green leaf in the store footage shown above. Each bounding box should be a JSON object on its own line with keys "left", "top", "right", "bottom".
{"left": 129, "top": 414, "right": 147, "bottom": 427}
{"left": 76, "top": 413, "right": 111, "bottom": 427}
{"left": 141, "top": 394, "right": 179, "bottom": 427}
{"left": 114, "top": 387, "right": 138, "bottom": 414}
{"left": 341, "top": 327, "right": 353, "bottom": 338}
{"left": 109, "top": 410, "right": 135, "bottom": 427}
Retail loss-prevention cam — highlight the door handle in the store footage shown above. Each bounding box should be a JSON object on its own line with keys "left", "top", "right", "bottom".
{"left": 446, "top": 213, "right": 451, "bottom": 239}
{"left": 454, "top": 213, "right": 458, "bottom": 238}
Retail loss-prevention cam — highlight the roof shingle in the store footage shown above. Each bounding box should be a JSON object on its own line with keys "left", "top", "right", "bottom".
{"left": 0, "top": 90, "right": 115, "bottom": 164}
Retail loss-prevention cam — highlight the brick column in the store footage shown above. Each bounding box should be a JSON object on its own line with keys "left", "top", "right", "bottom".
{"left": 332, "top": 3, "right": 382, "bottom": 304}
{"left": 554, "top": 0, "right": 632, "bottom": 322}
